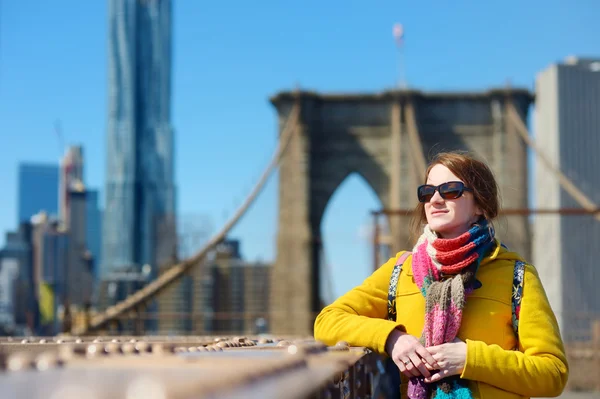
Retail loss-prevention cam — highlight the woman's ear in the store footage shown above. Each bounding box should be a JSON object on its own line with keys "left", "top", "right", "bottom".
{"left": 471, "top": 211, "right": 484, "bottom": 226}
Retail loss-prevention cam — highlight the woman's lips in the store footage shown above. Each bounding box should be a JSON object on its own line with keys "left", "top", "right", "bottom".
{"left": 430, "top": 210, "right": 448, "bottom": 215}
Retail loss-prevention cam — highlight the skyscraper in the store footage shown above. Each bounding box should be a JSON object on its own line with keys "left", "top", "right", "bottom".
{"left": 59, "top": 146, "right": 102, "bottom": 292}
{"left": 533, "top": 56, "right": 600, "bottom": 341}
{"left": 59, "top": 146, "right": 84, "bottom": 229}
{"left": 103, "top": 0, "right": 176, "bottom": 282}
{"left": 18, "top": 163, "right": 59, "bottom": 224}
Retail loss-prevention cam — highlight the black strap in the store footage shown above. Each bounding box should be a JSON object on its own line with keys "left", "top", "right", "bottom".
{"left": 387, "top": 252, "right": 411, "bottom": 322}
{"left": 512, "top": 260, "right": 525, "bottom": 336}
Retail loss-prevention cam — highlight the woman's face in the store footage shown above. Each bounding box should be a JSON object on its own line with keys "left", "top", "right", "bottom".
{"left": 423, "top": 164, "right": 482, "bottom": 239}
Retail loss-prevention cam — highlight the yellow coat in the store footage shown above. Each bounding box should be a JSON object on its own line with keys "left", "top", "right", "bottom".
{"left": 314, "top": 242, "right": 568, "bottom": 398}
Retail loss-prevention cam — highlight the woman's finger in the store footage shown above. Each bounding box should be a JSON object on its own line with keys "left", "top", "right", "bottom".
{"left": 409, "top": 352, "right": 431, "bottom": 378}
{"left": 415, "top": 346, "right": 439, "bottom": 368}
{"left": 425, "top": 369, "right": 450, "bottom": 383}
{"left": 396, "top": 359, "right": 412, "bottom": 379}
{"left": 402, "top": 357, "right": 422, "bottom": 378}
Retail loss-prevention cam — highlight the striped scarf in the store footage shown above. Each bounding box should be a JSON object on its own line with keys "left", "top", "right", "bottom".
{"left": 408, "top": 220, "right": 495, "bottom": 399}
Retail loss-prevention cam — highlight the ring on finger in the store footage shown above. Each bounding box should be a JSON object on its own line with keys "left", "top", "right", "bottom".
{"left": 403, "top": 359, "right": 411, "bottom": 366}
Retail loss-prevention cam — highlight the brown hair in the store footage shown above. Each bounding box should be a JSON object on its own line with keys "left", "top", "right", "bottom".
{"left": 409, "top": 151, "right": 500, "bottom": 240}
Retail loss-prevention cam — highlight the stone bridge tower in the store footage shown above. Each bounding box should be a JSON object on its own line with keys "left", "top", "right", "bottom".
{"left": 270, "top": 89, "right": 534, "bottom": 336}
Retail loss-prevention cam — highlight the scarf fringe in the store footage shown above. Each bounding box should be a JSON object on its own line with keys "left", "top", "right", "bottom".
{"left": 433, "top": 381, "right": 473, "bottom": 399}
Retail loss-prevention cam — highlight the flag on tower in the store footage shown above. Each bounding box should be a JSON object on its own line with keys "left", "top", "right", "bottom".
{"left": 393, "top": 23, "right": 404, "bottom": 47}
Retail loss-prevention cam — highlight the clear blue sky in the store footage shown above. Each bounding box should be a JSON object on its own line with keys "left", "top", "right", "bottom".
{"left": 0, "top": 0, "right": 598, "bottom": 302}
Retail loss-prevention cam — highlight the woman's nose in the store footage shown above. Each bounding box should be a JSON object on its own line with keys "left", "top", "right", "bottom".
{"left": 430, "top": 189, "right": 444, "bottom": 203}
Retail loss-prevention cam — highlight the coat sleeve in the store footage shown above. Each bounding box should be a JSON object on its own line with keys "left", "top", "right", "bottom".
{"left": 460, "top": 264, "right": 569, "bottom": 397}
{"left": 313, "top": 252, "right": 408, "bottom": 355}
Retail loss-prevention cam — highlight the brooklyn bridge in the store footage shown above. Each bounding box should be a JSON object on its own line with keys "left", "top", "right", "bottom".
{"left": 1, "top": 87, "right": 599, "bottom": 398}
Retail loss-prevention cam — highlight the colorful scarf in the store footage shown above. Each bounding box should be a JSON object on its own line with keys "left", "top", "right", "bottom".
{"left": 408, "top": 220, "right": 495, "bottom": 399}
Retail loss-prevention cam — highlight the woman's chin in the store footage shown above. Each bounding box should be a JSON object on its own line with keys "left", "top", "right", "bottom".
{"left": 429, "top": 223, "right": 463, "bottom": 239}
{"left": 428, "top": 221, "right": 450, "bottom": 234}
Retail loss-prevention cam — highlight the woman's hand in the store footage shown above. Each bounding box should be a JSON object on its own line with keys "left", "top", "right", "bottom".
{"left": 423, "top": 337, "right": 467, "bottom": 383}
{"left": 385, "top": 328, "right": 440, "bottom": 378}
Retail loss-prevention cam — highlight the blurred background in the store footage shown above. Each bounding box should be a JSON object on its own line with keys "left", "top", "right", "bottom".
{"left": 0, "top": 0, "right": 599, "bottom": 390}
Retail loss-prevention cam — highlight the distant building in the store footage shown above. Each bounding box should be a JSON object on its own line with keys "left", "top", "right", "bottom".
{"left": 31, "top": 213, "right": 51, "bottom": 312}
{"left": 205, "top": 241, "right": 245, "bottom": 333}
{"left": 30, "top": 201, "right": 93, "bottom": 335}
{"left": 0, "top": 257, "right": 19, "bottom": 333}
{"left": 102, "top": 0, "right": 176, "bottom": 282}
{"left": 97, "top": 238, "right": 269, "bottom": 335}
{"left": 85, "top": 190, "right": 102, "bottom": 282}
{"left": 18, "top": 163, "right": 59, "bottom": 224}
{"left": 0, "top": 223, "right": 36, "bottom": 334}
{"left": 65, "top": 189, "right": 93, "bottom": 307}
{"left": 199, "top": 239, "right": 270, "bottom": 335}
{"left": 41, "top": 224, "right": 68, "bottom": 333}
{"left": 29, "top": 213, "right": 66, "bottom": 334}
{"left": 59, "top": 146, "right": 84, "bottom": 229}
{"left": 533, "top": 56, "right": 600, "bottom": 341}
{"left": 59, "top": 145, "right": 102, "bottom": 297}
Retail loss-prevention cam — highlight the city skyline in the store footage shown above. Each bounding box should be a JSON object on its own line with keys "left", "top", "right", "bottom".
{"left": 0, "top": 1, "right": 599, "bottom": 299}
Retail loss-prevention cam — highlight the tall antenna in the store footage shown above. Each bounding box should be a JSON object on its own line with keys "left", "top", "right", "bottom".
{"left": 392, "top": 23, "right": 406, "bottom": 89}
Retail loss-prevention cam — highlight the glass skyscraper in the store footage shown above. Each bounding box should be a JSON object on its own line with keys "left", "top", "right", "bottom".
{"left": 18, "top": 163, "right": 59, "bottom": 224}
{"left": 533, "top": 57, "right": 600, "bottom": 341}
{"left": 103, "top": 0, "right": 176, "bottom": 281}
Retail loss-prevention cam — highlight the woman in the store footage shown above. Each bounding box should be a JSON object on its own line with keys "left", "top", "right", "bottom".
{"left": 314, "top": 152, "right": 568, "bottom": 399}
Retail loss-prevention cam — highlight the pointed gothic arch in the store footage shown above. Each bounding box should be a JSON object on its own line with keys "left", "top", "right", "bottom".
{"left": 319, "top": 171, "right": 388, "bottom": 305}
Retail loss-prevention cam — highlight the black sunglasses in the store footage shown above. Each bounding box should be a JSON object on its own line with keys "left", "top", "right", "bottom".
{"left": 417, "top": 181, "right": 473, "bottom": 203}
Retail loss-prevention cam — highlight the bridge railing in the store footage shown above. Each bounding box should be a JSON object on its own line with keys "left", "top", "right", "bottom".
{"left": 57, "top": 306, "right": 600, "bottom": 393}
{"left": 0, "top": 336, "right": 393, "bottom": 399}
{"left": 2, "top": 329, "right": 599, "bottom": 396}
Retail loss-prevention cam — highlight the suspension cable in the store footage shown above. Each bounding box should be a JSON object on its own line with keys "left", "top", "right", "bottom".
{"left": 505, "top": 101, "right": 600, "bottom": 222}
{"left": 76, "top": 101, "right": 301, "bottom": 334}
